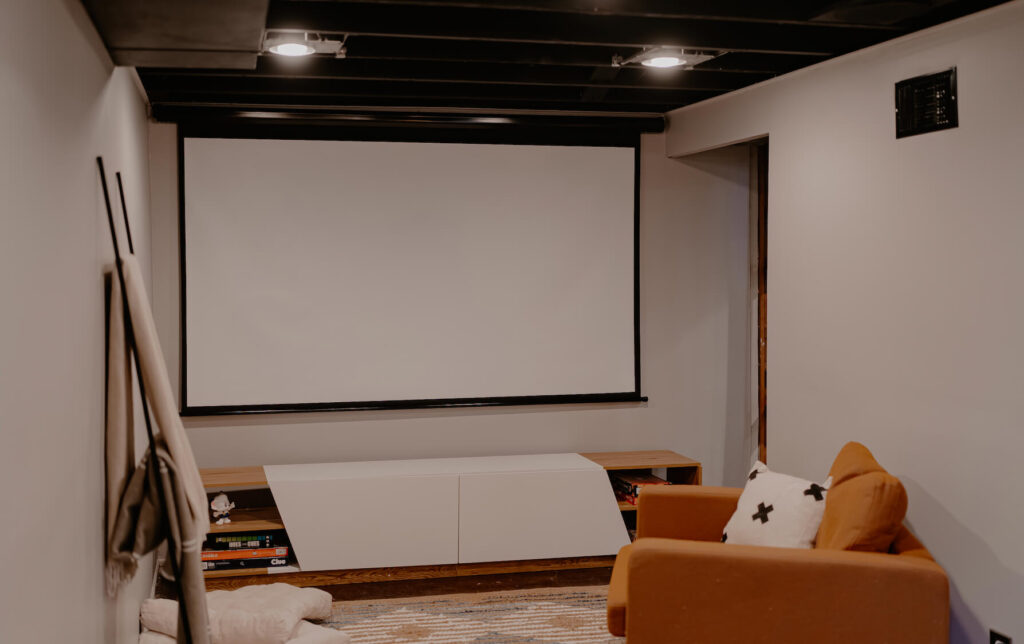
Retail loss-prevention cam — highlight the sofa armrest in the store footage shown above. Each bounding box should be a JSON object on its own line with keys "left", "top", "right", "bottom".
{"left": 636, "top": 486, "right": 741, "bottom": 541}
{"left": 627, "top": 538, "right": 949, "bottom": 644}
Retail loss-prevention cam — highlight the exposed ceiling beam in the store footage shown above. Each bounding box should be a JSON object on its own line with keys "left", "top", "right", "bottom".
{"left": 310, "top": 0, "right": 899, "bottom": 28}
{"left": 143, "top": 78, "right": 720, "bottom": 106}
{"left": 150, "top": 104, "right": 667, "bottom": 130}
{"left": 699, "top": 51, "right": 827, "bottom": 74}
{"left": 149, "top": 96, "right": 689, "bottom": 113}
{"left": 266, "top": 2, "right": 899, "bottom": 55}
{"left": 296, "top": 36, "right": 828, "bottom": 71}
{"left": 142, "top": 61, "right": 770, "bottom": 92}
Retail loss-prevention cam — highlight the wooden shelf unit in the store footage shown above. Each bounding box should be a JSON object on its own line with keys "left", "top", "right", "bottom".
{"left": 207, "top": 507, "right": 285, "bottom": 534}
{"left": 581, "top": 450, "right": 702, "bottom": 537}
{"left": 580, "top": 450, "right": 703, "bottom": 484}
{"left": 198, "top": 450, "right": 700, "bottom": 587}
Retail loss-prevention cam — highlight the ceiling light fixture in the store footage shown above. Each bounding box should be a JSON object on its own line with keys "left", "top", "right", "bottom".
{"left": 643, "top": 54, "right": 686, "bottom": 68}
{"left": 263, "top": 31, "right": 348, "bottom": 58}
{"left": 612, "top": 48, "right": 716, "bottom": 69}
{"left": 269, "top": 41, "right": 315, "bottom": 57}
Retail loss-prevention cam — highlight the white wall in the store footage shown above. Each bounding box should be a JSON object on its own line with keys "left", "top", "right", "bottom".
{"left": 666, "top": 2, "right": 1024, "bottom": 641}
{"left": 0, "top": 2, "right": 154, "bottom": 642}
{"left": 149, "top": 129, "right": 753, "bottom": 486}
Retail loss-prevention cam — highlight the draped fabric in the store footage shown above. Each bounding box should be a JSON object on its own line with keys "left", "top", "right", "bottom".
{"left": 104, "top": 256, "right": 211, "bottom": 644}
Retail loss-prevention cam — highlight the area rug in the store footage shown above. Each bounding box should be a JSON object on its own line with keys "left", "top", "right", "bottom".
{"left": 325, "top": 585, "right": 623, "bottom": 643}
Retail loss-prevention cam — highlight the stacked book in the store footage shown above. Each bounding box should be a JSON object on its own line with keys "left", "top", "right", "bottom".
{"left": 201, "top": 531, "right": 291, "bottom": 572}
{"left": 611, "top": 471, "right": 670, "bottom": 506}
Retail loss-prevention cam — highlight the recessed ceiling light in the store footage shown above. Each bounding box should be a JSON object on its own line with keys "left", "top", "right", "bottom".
{"left": 612, "top": 48, "right": 716, "bottom": 69}
{"left": 268, "top": 41, "right": 316, "bottom": 57}
{"left": 642, "top": 55, "right": 686, "bottom": 68}
{"left": 263, "top": 31, "right": 346, "bottom": 57}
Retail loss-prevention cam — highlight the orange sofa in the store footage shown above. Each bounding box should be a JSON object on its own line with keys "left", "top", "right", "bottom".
{"left": 607, "top": 444, "right": 949, "bottom": 643}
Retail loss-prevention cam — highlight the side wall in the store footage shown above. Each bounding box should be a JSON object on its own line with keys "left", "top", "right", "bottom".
{"left": 0, "top": 1, "right": 154, "bottom": 642}
{"left": 666, "top": 2, "right": 1024, "bottom": 641}
{"left": 149, "top": 129, "right": 754, "bottom": 487}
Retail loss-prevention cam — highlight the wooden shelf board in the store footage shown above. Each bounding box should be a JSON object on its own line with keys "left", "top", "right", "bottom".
{"left": 200, "top": 466, "right": 268, "bottom": 489}
{"left": 204, "top": 556, "right": 615, "bottom": 590}
{"left": 580, "top": 450, "right": 700, "bottom": 471}
{"left": 455, "top": 555, "right": 616, "bottom": 577}
{"left": 204, "top": 565, "right": 299, "bottom": 579}
{"left": 200, "top": 452, "right": 701, "bottom": 486}
{"left": 206, "top": 507, "right": 284, "bottom": 534}
{"left": 205, "top": 563, "right": 457, "bottom": 589}
{"left": 617, "top": 501, "right": 637, "bottom": 512}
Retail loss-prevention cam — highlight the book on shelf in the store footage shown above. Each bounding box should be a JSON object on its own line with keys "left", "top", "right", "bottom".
{"left": 201, "top": 557, "right": 291, "bottom": 572}
{"left": 201, "top": 547, "right": 289, "bottom": 562}
{"left": 610, "top": 471, "right": 670, "bottom": 499}
{"left": 205, "top": 531, "right": 287, "bottom": 550}
{"left": 614, "top": 489, "right": 639, "bottom": 506}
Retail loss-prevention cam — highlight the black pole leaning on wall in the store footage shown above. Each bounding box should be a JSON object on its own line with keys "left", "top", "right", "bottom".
{"left": 115, "top": 172, "right": 135, "bottom": 255}
{"left": 99, "top": 157, "right": 193, "bottom": 644}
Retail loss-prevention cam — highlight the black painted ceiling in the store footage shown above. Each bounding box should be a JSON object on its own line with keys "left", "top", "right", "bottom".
{"left": 84, "top": 0, "right": 1006, "bottom": 125}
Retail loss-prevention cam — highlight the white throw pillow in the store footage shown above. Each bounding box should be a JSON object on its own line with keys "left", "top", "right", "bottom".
{"left": 721, "top": 461, "right": 832, "bottom": 549}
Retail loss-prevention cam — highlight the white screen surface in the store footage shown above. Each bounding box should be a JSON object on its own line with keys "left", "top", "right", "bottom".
{"left": 183, "top": 137, "right": 637, "bottom": 409}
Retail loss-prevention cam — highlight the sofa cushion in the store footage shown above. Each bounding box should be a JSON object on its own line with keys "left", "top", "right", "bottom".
{"left": 721, "top": 462, "right": 831, "bottom": 549}
{"left": 607, "top": 544, "right": 631, "bottom": 637}
{"left": 816, "top": 442, "right": 908, "bottom": 552}
{"left": 827, "top": 441, "right": 886, "bottom": 485}
{"left": 889, "top": 524, "right": 935, "bottom": 560}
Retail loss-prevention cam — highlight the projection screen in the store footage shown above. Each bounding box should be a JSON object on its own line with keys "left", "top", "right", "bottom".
{"left": 181, "top": 136, "right": 639, "bottom": 413}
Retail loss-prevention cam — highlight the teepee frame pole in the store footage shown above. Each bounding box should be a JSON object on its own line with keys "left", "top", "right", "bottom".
{"left": 99, "top": 157, "right": 193, "bottom": 644}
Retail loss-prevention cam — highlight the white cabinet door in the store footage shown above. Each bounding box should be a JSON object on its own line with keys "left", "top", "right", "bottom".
{"left": 458, "top": 469, "right": 630, "bottom": 563}
{"left": 267, "top": 472, "right": 459, "bottom": 571}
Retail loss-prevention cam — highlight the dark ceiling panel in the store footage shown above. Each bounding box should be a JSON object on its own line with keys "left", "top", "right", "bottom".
{"left": 117, "top": 0, "right": 1009, "bottom": 122}
{"left": 81, "top": 0, "right": 269, "bottom": 69}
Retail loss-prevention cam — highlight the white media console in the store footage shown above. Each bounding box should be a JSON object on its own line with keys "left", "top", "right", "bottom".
{"left": 266, "top": 453, "right": 628, "bottom": 571}
{"left": 199, "top": 450, "right": 702, "bottom": 586}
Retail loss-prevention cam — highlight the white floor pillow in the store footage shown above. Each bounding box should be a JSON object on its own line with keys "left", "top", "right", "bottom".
{"left": 721, "top": 461, "right": 831, "bottom": 549}
{"left": 140, "top": 621, "right": 348, "bottom": 644}
{"left": 140, "top": 583, "right": 344, "bottom": 644}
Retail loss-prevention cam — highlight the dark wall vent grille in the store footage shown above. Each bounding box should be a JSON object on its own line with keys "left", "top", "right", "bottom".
{"left": 895, "top": 68, "right": 958, "bottom": 138}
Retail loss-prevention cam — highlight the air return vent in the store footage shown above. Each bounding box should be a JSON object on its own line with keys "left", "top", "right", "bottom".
{"left": 895, "top": 68, "right": 958, "bottom": 138}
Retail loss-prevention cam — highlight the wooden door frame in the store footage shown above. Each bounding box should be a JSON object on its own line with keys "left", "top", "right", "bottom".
{"left": 756, "top": 142, "right": 768, "bottom": 463}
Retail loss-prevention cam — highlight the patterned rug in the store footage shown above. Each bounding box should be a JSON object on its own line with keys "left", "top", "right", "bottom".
{"left": 325, "top": 585, "right": 623, "bottom": 643}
